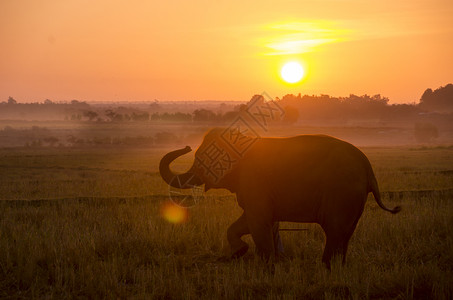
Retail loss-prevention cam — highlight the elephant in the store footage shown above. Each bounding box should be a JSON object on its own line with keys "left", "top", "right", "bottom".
{"left": 159, "top": 128, "right": 401, "bottom": 268}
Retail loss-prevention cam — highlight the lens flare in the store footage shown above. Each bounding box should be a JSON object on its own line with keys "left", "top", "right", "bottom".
{"left": 160, "top": 202, "right": 188, "bottom": 224}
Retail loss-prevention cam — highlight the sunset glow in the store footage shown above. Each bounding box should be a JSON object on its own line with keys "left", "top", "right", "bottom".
{"left": 1, "top": 1, "right": 452, "bottom": 103}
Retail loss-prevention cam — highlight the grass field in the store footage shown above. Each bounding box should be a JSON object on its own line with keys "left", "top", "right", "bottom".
{"left": 1, "top": 144, "right": 453, "bottom": 298}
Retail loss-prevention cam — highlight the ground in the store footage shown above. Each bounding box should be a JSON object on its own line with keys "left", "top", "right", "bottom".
{"left": 0, "top": 122, "right": 452, "bottom": 299}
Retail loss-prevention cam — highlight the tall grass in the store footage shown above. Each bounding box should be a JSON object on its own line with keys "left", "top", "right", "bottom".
{"left": 0, "top": 147, "right": 452, "bottom": 298}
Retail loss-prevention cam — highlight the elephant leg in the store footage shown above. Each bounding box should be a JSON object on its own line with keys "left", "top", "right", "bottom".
{"left": 322, "top": 218, "right": 359, "bottom": 269}
{"left": 322, "top": 234, "right": 350, "bottom": 269}
{"left": 248, "top": 218, "right": 275, "bottom": 261}
{"left": 272, "top": 222, "right": 284, "bottom": 256}
{"left": 321, "top": 194, "right": 365, "bottom": 269}
{"left": 227, "top": 212, "right": 250, "bottom": 258}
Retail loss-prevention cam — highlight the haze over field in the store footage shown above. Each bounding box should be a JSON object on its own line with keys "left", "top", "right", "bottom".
{"left": 1, "top": 0, "right": 452, "bottom": 103}
{"left": 1, "top": 86, "right": 452, "bottom": 148}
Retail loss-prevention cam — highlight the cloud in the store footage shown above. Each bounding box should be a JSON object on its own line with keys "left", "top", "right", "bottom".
{"left": 260, "top": 21, "right": 350, "bottom": 55}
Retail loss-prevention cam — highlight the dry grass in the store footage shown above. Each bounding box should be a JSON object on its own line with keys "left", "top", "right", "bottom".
{"left": 0, "top": 146, "right": 452, "bottom": 299}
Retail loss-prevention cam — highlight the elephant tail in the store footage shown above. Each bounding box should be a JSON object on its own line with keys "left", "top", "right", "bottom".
{"left": 369, "top": 173, "right": 402, "bottom": 214}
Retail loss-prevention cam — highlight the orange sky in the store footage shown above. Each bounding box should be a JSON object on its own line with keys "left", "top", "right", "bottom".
{"left": 1, "top": 0, "right": 452, "bottom": 103}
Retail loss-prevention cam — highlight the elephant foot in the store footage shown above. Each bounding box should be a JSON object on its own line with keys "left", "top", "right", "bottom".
{"left": 231, "top": 244, "right": 249, "bottom": 259}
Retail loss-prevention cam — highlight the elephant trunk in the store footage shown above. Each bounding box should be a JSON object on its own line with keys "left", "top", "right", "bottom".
{"left": 159, "top": 146, "right": 203, "bottom": 189}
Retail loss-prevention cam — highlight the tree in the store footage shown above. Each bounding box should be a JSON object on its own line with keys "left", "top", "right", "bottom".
{"left": 70, "top": 99, "right": 90, "bottom": 109}
{"left": 151, "top": 112, "right": 160, "bottom": 121}
{"left": 173, "top": 112, "right": 192, "bottom": 122}
{"left": 132, "top": 112, "right": 150, "bottom": 122}
{"left": 149, "top": 100, "right": 160, "bottom": 112}
{"left": 283, "top": 105, "right": 299, "bottom": 124}
{"left": 7, "top": 96, "right": 17, "bottom": 105}
{"left": 105, "top": 110, "right": 116, "bottom": 122}
{"left": 83, "top": 110, "right": 98, "bottom": 121}
{"left": 419, "top": 84, "right": 453, "bottom": 112}
{"left": 222, "top": 110, "right": 240, "bottom": 122}
{"left": 193, "top": 109, "right": 217, "bottom": 122}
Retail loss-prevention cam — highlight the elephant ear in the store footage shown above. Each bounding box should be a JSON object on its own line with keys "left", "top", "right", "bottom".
{"left": 193, "top": 127, "right": 245, "bottom": 192}
{"left": 192, "top": 158, "right": 218, "bottom": 192}
{"left": 192, "top": 159, "right": 213, "bottom": 192}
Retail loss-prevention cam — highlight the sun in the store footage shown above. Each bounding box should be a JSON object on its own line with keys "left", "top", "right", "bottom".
{"left": 281, "top": 61, "right": 305, "bottom": 84}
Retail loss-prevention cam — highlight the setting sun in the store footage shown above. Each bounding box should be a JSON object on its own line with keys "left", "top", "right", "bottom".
{"left": 281, "top": 62, "right": 305, "bottom": 84}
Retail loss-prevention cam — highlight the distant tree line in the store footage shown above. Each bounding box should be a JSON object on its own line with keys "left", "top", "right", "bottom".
{"left": 419, "top": 84, "right": 453, "bottom": 112}
{"left": 278, "top": 93, "right": 391, "bottom": 123}
{"left": 150, "top": 112, "right": 192, "bottom": 122}
{"left": 0, "top": 125, "right": 194, "bottom": 148}
{"left": 1, "top": 98, "right": 90, "bottom": 108}
{"left": 277, "top": 84, "right": 452, "bottom": 124}
{"left": 0, "top": 98, "right": 91, "bottom": 120}
{"left": 2, "top": 84, "right": 452, "bottom": 124}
